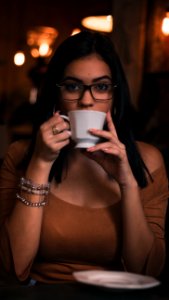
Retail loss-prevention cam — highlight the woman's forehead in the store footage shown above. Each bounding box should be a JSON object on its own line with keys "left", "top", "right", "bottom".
{"left": 64, "top": 54, "right": 111, "bottom": 80}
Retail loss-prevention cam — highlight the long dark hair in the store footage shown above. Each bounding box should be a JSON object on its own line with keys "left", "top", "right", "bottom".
{"left": 28, "top": 30, "right": 150, "bottom": 187}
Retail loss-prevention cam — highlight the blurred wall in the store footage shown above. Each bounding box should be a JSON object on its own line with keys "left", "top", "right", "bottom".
{"left": 112, "top": 0, "right": 147, "bottom": 107}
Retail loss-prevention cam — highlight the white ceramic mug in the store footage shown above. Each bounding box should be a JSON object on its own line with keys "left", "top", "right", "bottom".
{"left": 61, "top": 110, "right": 106, "bottom": 148}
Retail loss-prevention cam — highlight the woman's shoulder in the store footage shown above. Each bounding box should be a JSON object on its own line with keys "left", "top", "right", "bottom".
{"left": 5, "top": 139, "right": 31, "bottom": 166}
{"left": 7, "top": 139, "right": 30, "bottom": 153}
{"left": 136, "top": 141, "right": 165, "bottom": 174}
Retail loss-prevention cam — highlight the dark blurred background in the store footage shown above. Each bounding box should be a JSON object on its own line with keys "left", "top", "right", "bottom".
{"left": 0, "top": 0, "right": 169, "bottom": 161}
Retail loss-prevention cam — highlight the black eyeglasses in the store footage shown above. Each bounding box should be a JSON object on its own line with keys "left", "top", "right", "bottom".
{"left": 56, "top": 82, "right": 117, "bottom": 102}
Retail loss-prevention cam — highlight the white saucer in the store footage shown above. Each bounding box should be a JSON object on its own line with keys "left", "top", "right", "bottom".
{"left": 73, "top": 270, "right": 160, "bottom": 290}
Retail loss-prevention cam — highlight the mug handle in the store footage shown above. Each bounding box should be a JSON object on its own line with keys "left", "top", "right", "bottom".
{"left": 60, "top": 114, "right": 70, "bottom": 122}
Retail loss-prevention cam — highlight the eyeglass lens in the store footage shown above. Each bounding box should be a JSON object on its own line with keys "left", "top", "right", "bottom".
{"left": 57, "top": 83, "right": 114, "bottom": 101}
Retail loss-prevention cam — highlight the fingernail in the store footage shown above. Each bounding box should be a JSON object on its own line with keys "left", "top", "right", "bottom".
{"left": 54, "top": 111, "right": 59, "bottom": 116}
{"left": 67, "top": 130, "right": 72, "bottom": 136}
{"left": 87, "top": 147, "right": 94, "bottom": 151}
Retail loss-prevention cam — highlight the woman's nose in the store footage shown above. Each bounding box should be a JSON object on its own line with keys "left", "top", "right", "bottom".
{"left": 78, "top": 89, "right": 94, "bottom": 107}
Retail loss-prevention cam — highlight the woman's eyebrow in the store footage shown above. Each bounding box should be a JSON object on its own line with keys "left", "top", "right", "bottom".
{"left": 92, "top": 75, "right": 112, "bottom": 82}
{"left": 62, "top": 76, "right": 83, "bottom": 83}
{"left": 62, "top": 75, "right": 112, "bottom": 83}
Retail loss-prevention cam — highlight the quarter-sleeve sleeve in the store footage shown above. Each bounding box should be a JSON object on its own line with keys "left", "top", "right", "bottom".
{"left": 0, "top": 140, "right": 29, "bottom": 281}
{"left": 140, "top": 166, "right": 169, "bottom": 275}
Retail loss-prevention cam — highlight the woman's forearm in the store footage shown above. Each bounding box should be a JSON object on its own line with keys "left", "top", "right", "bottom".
{"left": 6, "top": 156, "right": 53, "bottom": 279}
{"left": 121, "top": 183, "right": 156, "bottom": 274}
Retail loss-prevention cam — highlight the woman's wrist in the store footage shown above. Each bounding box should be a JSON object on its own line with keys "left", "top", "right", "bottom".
{"left": 26, "top": 155, "right": 53, "bottom": 183}
{"left": 119, "top": 177, "right": 138, "bottom": 191}
{"left": 16, "top": 176, "right": 50, "bottom": 207}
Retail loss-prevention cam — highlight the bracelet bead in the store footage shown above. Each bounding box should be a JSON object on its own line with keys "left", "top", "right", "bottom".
{"left": 17, "top": 177, "right": 50, "bottom": 207}
{"left": 20, "top": 185, "right": 49, "bottom": 195}
{"left": 20, "top": 177, "right": 50, "bottom": 192}
{"left": 16, "top": 193, "right": 47, "bottom": 207}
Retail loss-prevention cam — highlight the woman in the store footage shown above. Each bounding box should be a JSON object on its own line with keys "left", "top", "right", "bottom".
{"left": 0, "top": 31, "right": 168, "bottom": 285}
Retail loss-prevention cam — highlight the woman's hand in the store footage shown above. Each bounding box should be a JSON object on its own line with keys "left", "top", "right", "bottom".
{"left": 33, "top": 112, "right": 71, "bottom": 163}
{"left": 86, "top": 111, "right": 137, "bottom": 188}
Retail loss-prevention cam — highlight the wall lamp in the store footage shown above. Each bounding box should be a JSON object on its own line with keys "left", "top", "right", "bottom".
{"left": 81, "top": 15, "right": 113, "bottom": 33}
{"left": 161, "top": 7, "right": 169, "bottom": 35}
{"left": 27, "top": 26, "right": 59, "bottom": 58}
{"left": 14, "top": 51, "right": 25, "bottom": 66}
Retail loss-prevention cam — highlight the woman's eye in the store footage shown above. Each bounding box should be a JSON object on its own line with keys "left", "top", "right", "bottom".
{"left": 94, "top": 83, "right": 111, "bottom": 91}
{"left": 64, "top": 83, "right": 80, "bottom": 92}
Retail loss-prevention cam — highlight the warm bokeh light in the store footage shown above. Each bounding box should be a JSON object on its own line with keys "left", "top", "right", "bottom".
{"left": 13, "top": 51, "right": 25, "bottom": 66}
{"left": 81, "top": 15, "right": 113, "bottom": 33}
{"left": 39, "top": 43, "right": 49, "bottom": 56}
{"left": 71, "top": 28, "right": 81, "bottom": 36}
{"left": 162, "top": 12, "right": 169, "bottom": 35}
{"left": 29, "top": 87, "right": 38, "bottom": 104}
{"left": 27, "top": 26, "right": 58, "bottom": 57}
{"left": 30, "top": 48, "right": 39, "bottom": 58}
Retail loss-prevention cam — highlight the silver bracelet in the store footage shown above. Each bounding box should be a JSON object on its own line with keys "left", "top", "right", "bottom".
{"left": 20, "top": 185, "right": 49, "bottom": 195}
{"left": 20, "top": 177, "right": 50, "bottom": 192}
{"left": 16, "top": 193, "right": 47, "bottom": 207}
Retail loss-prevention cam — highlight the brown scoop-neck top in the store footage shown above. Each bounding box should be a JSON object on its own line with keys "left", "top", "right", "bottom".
{"left": 0, "top": 140, "right": 168, "bottom": 284}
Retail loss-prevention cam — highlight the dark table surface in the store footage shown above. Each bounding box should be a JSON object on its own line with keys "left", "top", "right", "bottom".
{"left": 0, "top": 280, "right": 169, "bottom": 300}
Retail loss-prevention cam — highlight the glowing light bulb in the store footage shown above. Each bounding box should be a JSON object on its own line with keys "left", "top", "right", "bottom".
{"left": 39, "top": 43, "right": 49, "bottom": 56}
{"left": 14, "top": 51, "right": 25, "bottom": 66}
{"left": 162, "top": 12, "right": 169, "bottom": 35}
{"left": 71, "top": 28, "right": 81, "bottom": 36}
{"left": 81, "top": 15, "right": 113, "bottom": 33}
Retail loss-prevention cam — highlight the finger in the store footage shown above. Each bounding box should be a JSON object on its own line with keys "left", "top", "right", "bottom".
{"left": 106, "top": 111, "right": 118, "bottom": 138}
{"left": 52, "top": 125, "right": 60, "bottom": 135}
{"left": 42, "top": 115, "right": 70, "bottom": 136}
{"left": 40, "top": 123, "right": 71, "bottom": 148}
{"left": 52, "top": 138, "right": 70, "bottom": 151}
{"left": 53, "top": 130, "right": 71, "bottom": 141}
{"left": 87, "top": 141, "right": 114, "bottom": 152}
{"left": 45, "top": 112, "right": 69, "bottom": 128}
{"left": 41, "top": 131, "right": 71, "bottom": 154}
{"left": 87, "top": 140, "right": 125, "bottom": 154}
{"left": 88, "top": 128, "right": 116, "bottom": 142}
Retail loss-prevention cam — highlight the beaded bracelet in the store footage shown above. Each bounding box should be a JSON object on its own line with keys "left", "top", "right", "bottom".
{"left": 20, "top": 177, "right": 50, "bottom": 191}
{"left": 19, "top": 177, "right": 50, "bottom": 196}
{"left": 20, "top": 185, "right": 49, "bottom": 195}
{"left": 16, "top": 193, "right": 47, "bottom": 207}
